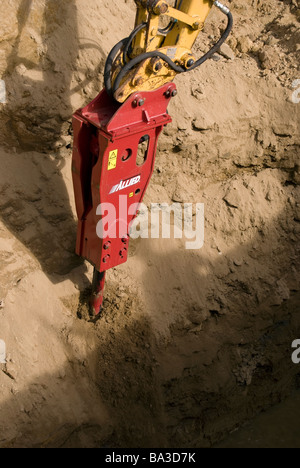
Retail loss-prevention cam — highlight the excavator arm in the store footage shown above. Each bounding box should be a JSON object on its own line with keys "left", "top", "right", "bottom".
{"left": 72, "top": 0, "right": 233, "bottom": 318}
{"left": 105, "top": 0, "right": 233, "bottom": 102}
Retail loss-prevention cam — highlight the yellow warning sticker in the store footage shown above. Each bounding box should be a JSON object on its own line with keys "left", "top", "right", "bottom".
{"left": 108, "top": 150, "right": 118, "bottom": 171}
{"left": 129, "top": 192, "right": 134, "bottom": 198}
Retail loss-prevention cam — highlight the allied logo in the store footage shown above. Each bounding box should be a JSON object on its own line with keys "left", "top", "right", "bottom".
{"left": 110, "top": 175, "right": 141, "bottom": 194}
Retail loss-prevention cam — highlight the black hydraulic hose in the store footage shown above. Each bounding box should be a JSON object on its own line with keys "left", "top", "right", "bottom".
{"left": 104, "top": 38, "right": 128, "bottom": 97}
{"left": 188, "top": 7, "right": 233, "bottom": 71}
{"left": 123, "top": 22, "right": 147, "bottom": 64}
{"left": 104, "top": 23, "right": 147, "bottom": 96}
{"left": 108, "top": 2, "right": 233, "bottom": 97}
{"left": 112, "top": 50, "right": 186, "bottom": 95}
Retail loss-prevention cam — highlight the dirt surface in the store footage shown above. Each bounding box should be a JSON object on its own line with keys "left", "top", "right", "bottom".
{"left": 216, "top": 391, "right": 300, "bottom": 448}
{"left": 0, "top": 0, "right": 299, "bottom": 448}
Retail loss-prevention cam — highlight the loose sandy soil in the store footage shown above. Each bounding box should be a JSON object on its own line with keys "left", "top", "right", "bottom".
{"left": 0, "top": 0, "right": 299, "bottom": 448}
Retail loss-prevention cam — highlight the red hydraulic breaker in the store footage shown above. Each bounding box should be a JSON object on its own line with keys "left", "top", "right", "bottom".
{"left": 72, "top": 82, "right": 177, "bottom": 316}
{"left": 72, "top": 0, "right": 233, "bottom": 317}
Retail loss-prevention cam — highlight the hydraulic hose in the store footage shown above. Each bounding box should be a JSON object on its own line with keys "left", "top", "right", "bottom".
{"left": 104, "top": 23, "right": 148, "bottom": 96}
{"left": 112, "top": 50, "right": 186, "bottom": 95}
{"left": 108, "top": 1, "right": 233, "bottom": 98}
{"left": 189, "top": 2, "right": 233, "bottom": 71}
{"left": 104, "top": 38, "right": 128, "bottom": 97}
{"left": 123, "top": 22, "right": 147, "bottom": 64}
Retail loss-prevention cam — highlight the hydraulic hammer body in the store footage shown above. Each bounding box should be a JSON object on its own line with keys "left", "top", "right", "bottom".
{"left": 72, "top": 83, "right": 177, "bottom": 314}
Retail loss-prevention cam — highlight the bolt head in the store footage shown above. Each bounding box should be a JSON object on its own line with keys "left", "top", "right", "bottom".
{"left": 171, "top": 89, "right": 178, "bottom": 97}
{"left": 160, "top": 2, "right": 169, "bottom": 13}
{"left": 153, "top": 1, "right": 168, "bottom": 14}
{"left": 119, "top": 248, "right": 127, "bottom": 259}
{"left": 134, "top": 77, "right": 143, "bottom": 86}
{"left": 186, "top": 59, "right": 195, "bottom": 68}
{"left": 138, "top": 98, "right": 145, "bottom": 106}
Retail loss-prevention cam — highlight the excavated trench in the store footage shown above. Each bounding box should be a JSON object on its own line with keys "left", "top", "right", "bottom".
{"left": 0, "top": 0, "right": 299, "bottom": 448}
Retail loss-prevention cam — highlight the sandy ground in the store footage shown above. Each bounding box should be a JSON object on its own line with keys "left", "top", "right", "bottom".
{"left": 0, "top": 0, "right": 299, "bottom": 448}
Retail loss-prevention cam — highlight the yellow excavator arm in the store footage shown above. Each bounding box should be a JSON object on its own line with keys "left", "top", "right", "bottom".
{"left": 105, "top": 0, "right": 233, "bottom": 102}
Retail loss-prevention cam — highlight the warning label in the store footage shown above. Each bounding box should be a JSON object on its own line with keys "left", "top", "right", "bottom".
{"left": 108, "top": 150, "right": 118, "bottom": 170}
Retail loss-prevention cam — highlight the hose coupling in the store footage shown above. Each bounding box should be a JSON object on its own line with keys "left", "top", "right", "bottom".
{"left": 214, "top": 1, "right": 230, "bottom": 15}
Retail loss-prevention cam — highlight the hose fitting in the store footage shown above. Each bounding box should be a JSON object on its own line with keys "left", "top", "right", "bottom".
{"left": 214, "top": 1, "right": 230, "bottom": 15}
